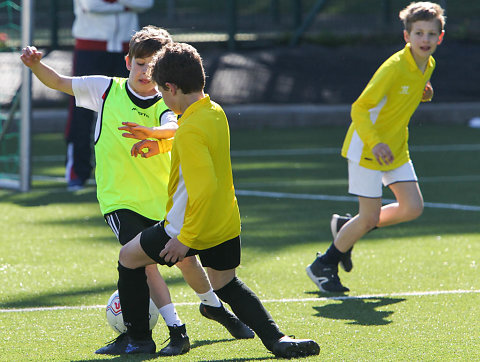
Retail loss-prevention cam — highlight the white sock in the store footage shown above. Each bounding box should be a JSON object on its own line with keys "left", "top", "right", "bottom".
{"left": 158, "top": 303, "right": 183, "bottom": 327}
{"left": 196, "top": 288, "right": 222, "bottom": 307}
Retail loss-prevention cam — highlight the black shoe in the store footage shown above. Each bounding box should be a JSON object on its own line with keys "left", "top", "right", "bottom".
{"left": 330, "top": 213, "right": 352, "bottom": 239}
{"left": 340, "top": 247, "right": 353, "bottom": 273}
{"left": 158, "top": 324, "right": 190, "bottom": 356}
{"left": 199, "top": 303, "right": 255, "bottom": 339}
{"left": 271, "top": 335, "right": 320, "bottom": 358}
{"left": 330, "top": 213, "right": 354, "bottom": 272}
{"left": 306, "top": 255, "right": 349, "bottom": 293}
{"left": 95, "top": 333, "right": 156, "bottom": 355}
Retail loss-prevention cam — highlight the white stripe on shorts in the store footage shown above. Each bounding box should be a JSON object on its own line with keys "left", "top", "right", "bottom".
{"left": 106, "top": 213, "right": 120, "bottom": 240}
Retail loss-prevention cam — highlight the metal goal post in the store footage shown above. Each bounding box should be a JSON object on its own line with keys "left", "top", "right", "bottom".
{"left": 0, "top": 0, "right": 32, "bottom": 192}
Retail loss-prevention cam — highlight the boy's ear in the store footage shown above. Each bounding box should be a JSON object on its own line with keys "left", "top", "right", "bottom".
{"left": 403, "top": 29, "right": 410, "bottom": 44}
{"left": 125, "top": 55, "right": 132, "bottom": 71}
{"left": 165, "top": 82, "right": 177, "bottom": 95}
{"left": 437, "top": 30, "right": 445, "bottom": 45}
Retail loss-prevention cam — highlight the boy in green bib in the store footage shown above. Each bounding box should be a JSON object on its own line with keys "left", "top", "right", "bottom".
{"left": 21, "top": 26, "right": 253, "bottom": 356}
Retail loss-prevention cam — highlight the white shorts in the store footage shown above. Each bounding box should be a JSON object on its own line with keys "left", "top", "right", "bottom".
{"left": 348, "top": 160, "right": 418, "bottom": 198}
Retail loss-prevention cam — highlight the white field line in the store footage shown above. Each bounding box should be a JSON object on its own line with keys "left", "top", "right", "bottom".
{"left": 1, "top": 289, "right": 479, "bottom": 313}
{"left": 230, "top": 144, "right": 480, "bottom": 157}
{"left": 237, "top": 175, "right": 480, "bottom": 186}
{"left": 17, "top": 176, "right": 480, "bottom": 211}
{"left": 32, "top": 143, "right": 480, "bottom": 162}
{"left": 27, "top": 143, "right": 480, "bottom": 211}
{"left": 30, "top": 174, "right": 480, "bottom": 185}
{"left": 235, "top": 189, "right": 480, "bottom": 212}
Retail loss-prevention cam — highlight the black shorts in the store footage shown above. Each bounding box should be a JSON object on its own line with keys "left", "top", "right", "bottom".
{"left": 104, "top": 209, "right": 159, "bottom": 245}
{"left": 140, "top": 221, "right": 241, "bottom": 270}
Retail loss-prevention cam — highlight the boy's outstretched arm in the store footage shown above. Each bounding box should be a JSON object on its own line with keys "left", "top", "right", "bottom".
{"left": 119, "top": 121, "right": 178, "bottom": 140}
{"left": 20, "top": 46, "right": 74, "bottom": 96}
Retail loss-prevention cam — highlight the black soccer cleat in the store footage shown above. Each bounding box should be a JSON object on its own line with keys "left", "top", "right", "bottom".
{"left": 306, "top": 254, "right": 349, "bottom": 293}
{"left": 158, "top": 324, "right": 190, "bottom": 356}
{"left": 95, "top": 333, "right": 156, "bottom": 355}
{"left": 340, "top": 247, "right": 354, "bottom": 273}
{"left": 330, "top": 213, "right": 352, "bottom": 240}
{"left": 330, "top": 213, "right": 354, "bottom": 272}
{"left": 199, "top": 303, "right": 255, "bottom": 339}
{"left": 271, "top": 335, "right": 320, "bottom": 358}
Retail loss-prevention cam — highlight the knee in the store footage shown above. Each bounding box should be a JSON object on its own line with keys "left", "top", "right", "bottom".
{"left": 359, "top": 213, "right": 380, "bottom": 231}
{"left": 144, "top": 264, "right": 158, "bottom": 277}
{"left": 118, "top": 246, "right": 129, "bottom": 267}
{"left": 407, "top": 202, "right": 424, "bottom": 221}
{"left": 176, "top": 255, "right": 200, "bottom": 271}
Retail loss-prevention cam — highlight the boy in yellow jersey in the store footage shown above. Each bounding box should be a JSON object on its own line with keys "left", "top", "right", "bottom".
{"left": 108, "top": 42, "right": 320, "bottom": 358}
{"left": 306, "top": 2, "right": 446, "bottom": 293}
{"left": 21, "top": 26, "right": 253, "bottom": 356}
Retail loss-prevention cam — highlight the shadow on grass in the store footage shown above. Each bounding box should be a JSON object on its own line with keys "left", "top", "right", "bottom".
{"left": 73, "top": 355, "right": 159, "bottom": 362}
{"left": 200, "top": 358, "right": 276, "bottom": 362}
{"left": 71, "top": 339, "right": 275, "bottom": 362}
{"left": 0, "top": 272, "right": 189, "bottom": 309}
{"left": 190, "top": 338, "right": 233, "bottom": 349}
{"left": 189, "top": 337, "right": 276, "bottom": 361}
{"left": 0, "top": 283, "right": 116, "bottom": 309}
{"left": 0, "top": 185, "right": 98, "bottom": 207}
{"left": 312, "top": 296, "right": 406, "bottom": 326}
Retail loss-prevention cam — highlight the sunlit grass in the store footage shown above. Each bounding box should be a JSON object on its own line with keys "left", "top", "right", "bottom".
{"left": 1, "top": 125, "right": 479, "bottom": 360}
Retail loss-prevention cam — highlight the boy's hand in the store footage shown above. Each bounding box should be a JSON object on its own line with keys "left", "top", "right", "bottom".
{"left": 119, "top": 122, "right": 154, "bottom": 140}
{"left": 20, "top": 46, "right": 43, "bottom": 67}
{"left": 422, "top": 81, "right": 433, "bottom": 102}
{"left": 372, "top": 143, "right": 394, "bottom": 165}
{"left": 131, "top": 139, "right": 159, "bottom": 158}
{"left": 159, "top": 237, "right": 189, "bottom": 264}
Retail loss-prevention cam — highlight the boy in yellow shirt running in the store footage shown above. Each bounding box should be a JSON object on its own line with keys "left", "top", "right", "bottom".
{"left": 307, "top": 2, "right": 446, "bottom": 292}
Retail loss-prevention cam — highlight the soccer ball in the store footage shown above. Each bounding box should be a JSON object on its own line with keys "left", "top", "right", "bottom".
{"left": 105, "top": 290, "right": 160, "bottom": 334}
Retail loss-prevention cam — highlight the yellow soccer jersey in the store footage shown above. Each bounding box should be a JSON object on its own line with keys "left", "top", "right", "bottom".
{"left": 164, "top": 95, "right": 241, "bottom": 250}
{"left": 342, "top": 43, "right": 435, "bottom": 170}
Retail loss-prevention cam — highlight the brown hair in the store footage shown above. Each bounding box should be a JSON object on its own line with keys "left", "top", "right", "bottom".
{"left": 150, "top": 42, "right": 205, "bottom": 94}
{"left": 128, "top": 25, "right": 172, "bottom": 59}
{"left": 399, "top": 2, "right": 446, "bottom": 33}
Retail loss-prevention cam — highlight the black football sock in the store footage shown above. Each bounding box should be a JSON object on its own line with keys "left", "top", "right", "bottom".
{"left": 117, "top": 262, "right": 151, "bottom": 340}
{"left": 214, "top": 276, "right": 284, "bottom": 350}
{"left": 318, "top": 242, "right": 344, "bottom": 265}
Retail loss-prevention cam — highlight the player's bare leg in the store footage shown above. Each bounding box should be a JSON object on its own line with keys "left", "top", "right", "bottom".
{"left": 377, "top": 181, "right": 423, "bottom": 227}
{"left": 145, "top": 264, "right": 171, "bottom": 308}
{"left": 206, "top": 268, "right": 236, "bottom": 290}
{"left": 308, "top": 184, "right": 422, "bottom": 290}
{"left": 334, "top": 196, "right": 382, "bottom": 252}
{"left": 175, "top": 256, "right": 210, "bottom": 293}
{"left": 306, "top": 197, "right": 380, "bottom": 292}
{"left": 119, "top": 233, "right": 154, "bottom": 268}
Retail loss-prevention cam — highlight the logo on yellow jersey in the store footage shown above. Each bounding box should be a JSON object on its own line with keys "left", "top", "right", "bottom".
{"left": 399, "top": 86, "right": 409, "bottom": 95}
